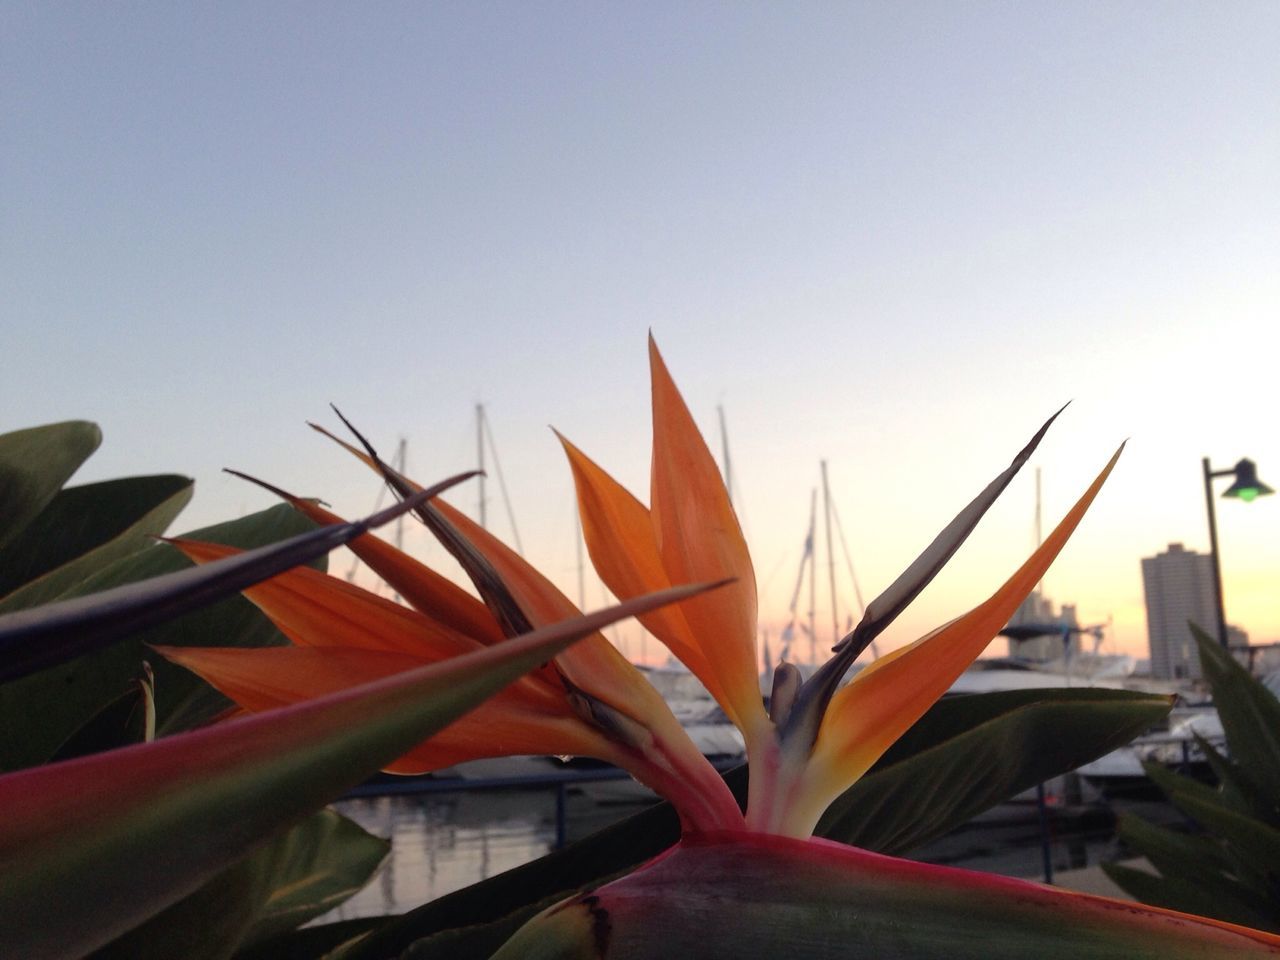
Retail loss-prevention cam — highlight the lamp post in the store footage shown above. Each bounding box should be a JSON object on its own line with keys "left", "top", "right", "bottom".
{"left": 1202, "top": 457, "right": 1273, "bottom": 648}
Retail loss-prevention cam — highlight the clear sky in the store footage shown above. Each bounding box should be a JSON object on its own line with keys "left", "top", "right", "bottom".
{"left": 4, "top": 3, "right": 1278, "bottom": 664}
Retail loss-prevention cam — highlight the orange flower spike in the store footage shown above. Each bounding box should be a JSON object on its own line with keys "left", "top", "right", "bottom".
{"left": 425, "top": 495, "right": 744, "bottom": 829}
{"left": 557, "top": 432, "right": 721, "bottom": 706}
{"left": 307, "top": 424, "right": 745, "bottom": 830}
{"left": 167, "top": 539, "right": 565, "bottom": 709}
{"left": 648, "top": 337, "right": 771, "bottom": 744}
{"left": 426, "top": 496, "right": 690, "bottom": 720}
{"left": 787, "top": 444, "right": 1125, "bottom": 836}
{"left": 169, "top": 539, "right": 485, "bottom": 661}
{"left": 154, "top": 644, "right": 617, "bottom": 773}
{"left": 306, "top": 420, "right": 680, "bottom": 725}
{"left": 158, "top": 544, "right": 739, "bottom": 828}
{"left": 281, "top": 496, "right": 505, "bottom": 644}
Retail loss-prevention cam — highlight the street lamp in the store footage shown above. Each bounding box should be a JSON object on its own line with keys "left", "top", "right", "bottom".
{"left": 1202, "top": 457, "right": 1273, "bottom": 648}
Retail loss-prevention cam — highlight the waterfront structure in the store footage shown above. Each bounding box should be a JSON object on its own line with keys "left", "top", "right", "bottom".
{"left": 1005, "top": 589, "right": 1080, "bottom": 661}
{"left": 1141, "top": 543, "right": 1218, "bottom": 680}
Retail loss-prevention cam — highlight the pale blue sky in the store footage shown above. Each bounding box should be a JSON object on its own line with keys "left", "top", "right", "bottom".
{"left": 4, "top": 3, "right": 1278, "bottom": 659}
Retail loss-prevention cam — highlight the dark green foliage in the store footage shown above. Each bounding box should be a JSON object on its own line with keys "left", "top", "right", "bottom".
{"left": 0, "top": 502, "right": 324, "bottom": 769}
{"left": 92, "top": 810, "right": 390, "bottom": 960}
{"left": 0, "top": 421, "right": 102, "bottom": 553}
{"left": 0, "top": 421, "right": 383, "bottom": 955}
{"left": 1104, "top": 625, "right": 1280, "bottom": 932}
{"left": 0, "top": 474, "right": 192, "bottom": 606}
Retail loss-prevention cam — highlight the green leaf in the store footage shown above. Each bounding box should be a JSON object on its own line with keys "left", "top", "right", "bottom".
{"left": 47, "top": 669, "right": 153, "bottom": 762}
{"left": 397, "top": 909, "right": 547, "bottom": 960}
{"left": 1111, "top": 813, "right": 1238, "bottom": 902}
{"left": 0, "top": 477, "right": 463, "bottom": 683}
{"left": 0, "top": 504, "right": 317, "bottom": 770}
{"left": 1187, "top": 735, "right": 1267, "bottom": 822}
{"left": 1102, "top": 862, "right": 1275, "bottom": 934}
{"left": 232, "top": 918, "right": 383, "bottom": 960}
{"left": 1141, "top": 757, "right": 1231, "bottom": 811}
{"left": 332, "top": 688, "right": 1171, "bottom": 959}
{"left": 245, "top": 808, "right": 390, "bottom": 944}
{"left": 816, "top": 688, "right": 1173, "bottom": 854}
{"left": 0, "top": 580, "right": 708, "bottom": 959}
{"left": 0, "top": 421, "right": 101, "bottom": 552}
{"left": 492, "top": 833, "right": 1280, "bottom": 959}
{"left": 0, "top": 474, "right": 193, "bottom": 609}
{"left": 90, "top": 810, "right": 389, "bottom": 960}
{"left": 1194, "top": 624, "right": 1280, "bottom": 813}
{"left": 1103, "top": 629, "right": 1280, "bottom": 932}
{"left": 1175, "top": 794, "right": 1280, "bottom": 902}
{"left": 1114, "top": 806, "right": 1280, "bottom": 932}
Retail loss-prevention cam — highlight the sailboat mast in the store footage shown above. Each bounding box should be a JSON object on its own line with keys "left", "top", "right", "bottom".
{"left": 807, "top": 487, "right": 817, "bottom": 667}
{"left": 476, "top": 403, "right": 487, "bottom": 529}
{"left": 821, "top": 460, "right": 839, "bottom": 649}
{"left": 393, "top": 437, "right": 407, "bottom": 554}
{"left": 717, "top": 404, "right": 734, "bottom": 506}
{"left": 1035, "top": 467, "right": 1043, "bottom": 548}
{"left": 1034, "top": 466, "right": 1043, "bottom": 594}
{"left": 575, "top": 512, "right": 586, "bottom": 610}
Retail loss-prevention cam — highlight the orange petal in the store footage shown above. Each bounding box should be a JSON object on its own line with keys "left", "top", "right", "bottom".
{"left": 284, "top": 497, "right": 505, "bottom": 644}
{"left": 648, "top": 336, "right": 768, "bottom": 737}
{"left": 169, "top": 540, "right": 492, "bottom": 664}
{"left": 312, "top": 412, "right": 748, "bottom": 819}
{"left": 311, "top": 422, "right": 660, "bottom": 717}
{"left": 559, "top": 432, "right": 723, "bottom": 709}
{"left": 426, "top": 497, "right": 698, "bottom": 731}
{"left": 155, "top": 644, "right": 611, "bottom": 772}
{"left": 794, "top": 444, "right": 1125, "bottom": 835}
{"left": 424, "top": 492, "right": 741, "bottom": 824}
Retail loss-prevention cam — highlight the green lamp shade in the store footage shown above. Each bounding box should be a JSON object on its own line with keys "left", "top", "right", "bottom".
{"left": 1222, "top": 458, "right": 1275, "bottom": 501}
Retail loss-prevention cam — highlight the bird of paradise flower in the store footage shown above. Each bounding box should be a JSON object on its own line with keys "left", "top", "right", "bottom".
{"left": 158, "top": 338, "right": 1280, "bottom": 958}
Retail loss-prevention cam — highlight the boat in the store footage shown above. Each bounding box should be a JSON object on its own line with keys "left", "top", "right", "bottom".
{"left": 1077, "top": 705, "right": 1224, "bottom": 795}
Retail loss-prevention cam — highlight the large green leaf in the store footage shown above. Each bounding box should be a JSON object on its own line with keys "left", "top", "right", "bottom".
{"left": 815, "top": 687, "right": 1173, "bottom": 854}
{"left": 330, "top": 688, "right": 1170, "bottom": 960}
{"left": 91, "top": 810, "right": 389, "bottom": 960}
{"left": 0, "top": 421, "right": 101, "bottom": 552}
{"left": 491, "top": 833, "right": 1280, "bottom": 959}
{"left": 0, "top": 580, "right": 711, "bottom": 960}
{"left": 0, "top": 504, "right": 317, "bottom": 770}
{"left": 0, "top": 474, "right": 193, "bottom": 609}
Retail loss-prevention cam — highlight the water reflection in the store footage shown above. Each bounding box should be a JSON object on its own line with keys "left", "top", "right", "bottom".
{"left": 325, "top": 790, "right": 563, "bottom": 921}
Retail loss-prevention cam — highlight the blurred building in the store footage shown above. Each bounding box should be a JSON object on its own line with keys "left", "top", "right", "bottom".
{"left": 1141, "top": 542, "right": 1217, "bottom": 680}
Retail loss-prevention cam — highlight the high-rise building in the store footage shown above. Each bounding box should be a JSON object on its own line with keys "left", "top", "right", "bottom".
{"left": 1141, "top": 543, "right": 1217, "bottom": 680}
